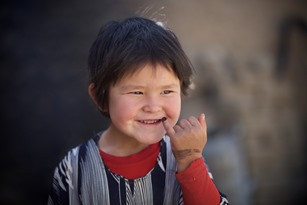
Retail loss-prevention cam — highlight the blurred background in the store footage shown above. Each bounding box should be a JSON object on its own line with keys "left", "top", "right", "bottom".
{"left": 1, "top": 0, "right": 306, "bottom": 204}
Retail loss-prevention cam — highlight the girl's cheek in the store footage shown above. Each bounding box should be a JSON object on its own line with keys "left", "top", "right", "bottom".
{"left": 166, "top": 102, "right": 181, "bottom": 124}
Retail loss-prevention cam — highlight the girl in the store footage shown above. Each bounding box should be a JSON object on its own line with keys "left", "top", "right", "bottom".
{"left": 48, "top": 16, "right": 228, "bottom": 205}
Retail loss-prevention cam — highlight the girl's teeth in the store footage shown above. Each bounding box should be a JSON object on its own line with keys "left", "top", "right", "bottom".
{"left": 142, "top": 120, "right": 160, "bottom": 124}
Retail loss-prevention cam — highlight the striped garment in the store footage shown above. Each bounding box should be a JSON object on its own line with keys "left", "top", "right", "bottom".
{"left": 48, "top": 134, "right": 229, "bottom": 205}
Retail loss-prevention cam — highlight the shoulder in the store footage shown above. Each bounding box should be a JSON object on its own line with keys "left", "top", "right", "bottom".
{"left": 57, "top": 136, "right": 100, "bottom": 170}
{"left": 51, "top": 136, "right": 100, "bottom": 183}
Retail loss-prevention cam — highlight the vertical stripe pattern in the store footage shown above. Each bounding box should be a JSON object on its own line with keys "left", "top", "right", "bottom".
{"left": 48, "top": 134, "right": 227, "bottom": 205}
{"left": 163, "top": 136, "right": 182, "bottom": 205}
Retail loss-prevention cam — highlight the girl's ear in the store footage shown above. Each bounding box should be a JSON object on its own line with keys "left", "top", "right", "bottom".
{"left": 88, "top": 83, "right": 104, "bottom": 111}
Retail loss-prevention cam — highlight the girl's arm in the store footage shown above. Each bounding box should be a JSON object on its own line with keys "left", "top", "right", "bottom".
{"left": 162, "top": 114, "right": 229, "bottom": 205}
{"left": 176, "top": 157, "right": 229, "bottom": 205}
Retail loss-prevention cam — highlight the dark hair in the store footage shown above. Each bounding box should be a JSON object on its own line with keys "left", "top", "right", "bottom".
{"left": 88, "top": 16, "right": 194, "bottom": 115}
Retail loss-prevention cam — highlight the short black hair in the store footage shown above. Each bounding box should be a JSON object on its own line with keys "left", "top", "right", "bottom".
{"left": 88, "top": 16, "right": 194, "bottom": 115}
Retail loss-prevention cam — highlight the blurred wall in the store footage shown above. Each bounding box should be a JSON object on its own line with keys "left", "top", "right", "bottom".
{"left": 1, "top": 0, "right": 306, "bottom": 204}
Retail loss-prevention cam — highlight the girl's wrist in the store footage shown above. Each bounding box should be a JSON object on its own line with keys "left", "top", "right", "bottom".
{"left": 175, "top": 152, "right": 202, "bottom": 172}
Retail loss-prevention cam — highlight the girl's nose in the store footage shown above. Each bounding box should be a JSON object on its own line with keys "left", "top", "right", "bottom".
{"left": 143, "top": 96, "right": 162, "bottom": 113}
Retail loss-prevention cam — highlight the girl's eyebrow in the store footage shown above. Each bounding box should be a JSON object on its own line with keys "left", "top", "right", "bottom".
{"left": 118, "top": 85, "right": 145, "bottom": 92}
{"left": 119, "top": 83, "right": 179, "bottom": 91}
{"left": 160, "top": 83, "right": 180, "bottom": 89}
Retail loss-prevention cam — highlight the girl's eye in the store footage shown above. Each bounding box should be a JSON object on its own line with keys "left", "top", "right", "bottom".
{"left": 129, "top": 91, "right": 143, "bottom": 95}
{"left": 161, "top": 90, "right": 173, "bottom": 95}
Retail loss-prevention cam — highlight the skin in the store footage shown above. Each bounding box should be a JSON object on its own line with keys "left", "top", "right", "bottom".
{"left": 162, "top": 114, "right": 207, "bottom": 172}
{"left": 89, "top": 63, "right": 207, "bottom": 172}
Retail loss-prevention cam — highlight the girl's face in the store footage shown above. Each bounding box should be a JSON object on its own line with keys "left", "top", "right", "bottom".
{"left": 107, "top": 63, "right": 181, "bottom": 145}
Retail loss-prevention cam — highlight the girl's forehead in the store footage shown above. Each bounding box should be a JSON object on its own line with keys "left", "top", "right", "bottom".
{"left": 115, "top": 62, "right": 178, "bottom": 84}
{"left": 113, "top": 68, "right": 181, "bottom": 92}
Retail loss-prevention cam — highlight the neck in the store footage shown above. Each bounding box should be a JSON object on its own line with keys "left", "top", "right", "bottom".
{"left": 98, "top": 125, "right": 149, "bottom": 157}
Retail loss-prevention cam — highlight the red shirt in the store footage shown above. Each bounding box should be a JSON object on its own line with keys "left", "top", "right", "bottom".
{"left": 99, "top": 142, "right": 160, "bottom": 179}
{"left": 100, "top": 142, "right": 220, "bottom": 205}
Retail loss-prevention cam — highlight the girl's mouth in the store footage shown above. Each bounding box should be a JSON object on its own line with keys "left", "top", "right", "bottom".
{"left": 139, "top": 119, "right": 162, "bottom": 124}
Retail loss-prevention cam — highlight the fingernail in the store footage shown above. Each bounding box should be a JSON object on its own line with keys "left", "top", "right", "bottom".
{"left": 162, "top": 117, "right": 167, "bottom": 122}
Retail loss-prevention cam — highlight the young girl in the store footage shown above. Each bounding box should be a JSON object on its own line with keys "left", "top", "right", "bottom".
{"left": 48, "top": 16, "right": 229, "bottom": 205}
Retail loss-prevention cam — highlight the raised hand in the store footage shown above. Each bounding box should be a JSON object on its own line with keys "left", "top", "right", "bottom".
{"left": 162, "top": 113, "right": 207, "bottom": 172}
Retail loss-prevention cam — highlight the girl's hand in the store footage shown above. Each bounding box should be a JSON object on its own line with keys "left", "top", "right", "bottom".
{"left": 162, "top": 113, "right": 207, "bottom": 172}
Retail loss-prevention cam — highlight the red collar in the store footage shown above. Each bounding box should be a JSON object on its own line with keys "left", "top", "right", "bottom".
{"left": 99, "top": 142, "right": 160, "bottom": 179}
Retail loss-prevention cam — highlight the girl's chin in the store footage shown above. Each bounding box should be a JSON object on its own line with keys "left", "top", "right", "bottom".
{"left": 136, "top": 135, "right": 165, "bottom": 145}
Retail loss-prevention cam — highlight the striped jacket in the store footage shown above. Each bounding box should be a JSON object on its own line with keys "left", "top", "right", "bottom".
{"left": 48, "top": 134, "right": 229, "bottom": 205}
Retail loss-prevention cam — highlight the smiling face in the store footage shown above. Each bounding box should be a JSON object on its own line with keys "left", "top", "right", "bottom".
{"left": 106, "top": 63, "right": 181, "bottom": 146}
